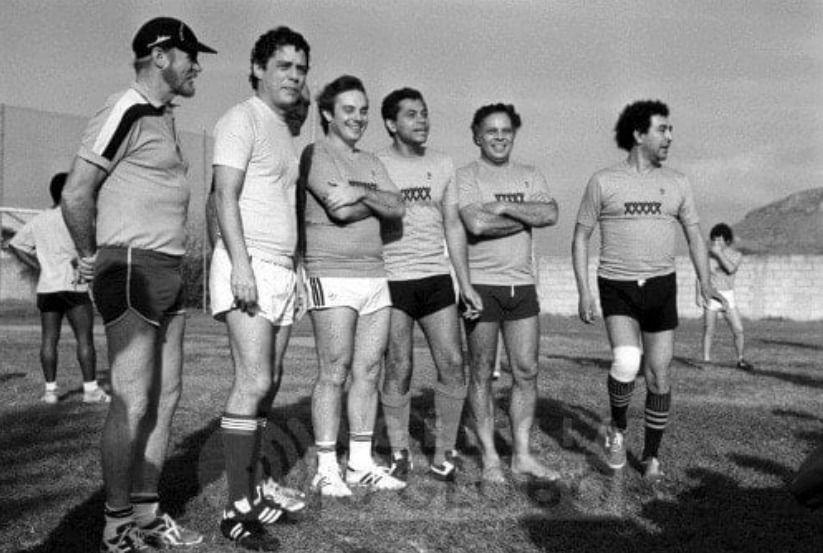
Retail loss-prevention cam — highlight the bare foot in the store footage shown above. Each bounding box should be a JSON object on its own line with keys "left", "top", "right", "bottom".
{"left": 482, "top": 464, "right": 506, "bottom": 484}
{"left": 511, "top": 454, "right": 560, "bottom": 481}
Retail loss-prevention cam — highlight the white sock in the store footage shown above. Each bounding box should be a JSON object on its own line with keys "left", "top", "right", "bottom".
{"left": 83, "top": 380, "right": 99, "bottom": 393}
{"left": 316, "top": 444, "right": 338, "bottom": 473}
{"left": 348, "top": 436, "right": 373, "bottom": 470}
{"left": 45, "top": 382, "right": 58, "bottom": 392}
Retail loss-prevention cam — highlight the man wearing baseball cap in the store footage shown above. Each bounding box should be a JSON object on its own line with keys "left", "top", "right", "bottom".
{"left": 61, "top": 16, "right": 215, "bottom": 552}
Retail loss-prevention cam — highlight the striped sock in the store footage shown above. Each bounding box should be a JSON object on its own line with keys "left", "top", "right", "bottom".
{"left": 607, "top": 375, "right": 635, "bottom": 431}
{"left": 642, "top": 391, "right": 672, "bottom": 460}
{"left": 130, "top": 493, "right": 159, "bottom": 526}
{"left": 221, "top": 413, "right": 259, "bottom": 506}
{"left": 380, "top": 390, "right": 411, "bottom": 453}
{"left": 103, "top": 504, "right": 134, "bottom": 541}
{"left": 433, "top": 382, "right": 467, "bottom": 465}
{"left": 348, "top": 432, "right": 373, "bottom": 470}
{"left": 316, "top": 441, "right": 338, "bottom": 473}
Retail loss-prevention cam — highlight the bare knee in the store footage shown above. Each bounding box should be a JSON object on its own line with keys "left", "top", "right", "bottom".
{"left": 511, "top": 360, "right": 539, "bottom": 384}
{"left": 315, "top": 360, "right": 349, "bottom": 390}
{"left": 384, "top": 351, "right": 413, "bottom": 392}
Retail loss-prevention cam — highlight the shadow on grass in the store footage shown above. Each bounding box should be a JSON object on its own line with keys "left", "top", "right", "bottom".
{"left": 750, "top": 367, "right": 823, "bottom": 390}
{"left": 756, "top": 338, "right": 823, "bottom": 352}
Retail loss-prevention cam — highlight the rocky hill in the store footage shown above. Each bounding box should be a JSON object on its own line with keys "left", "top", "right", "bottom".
{"left": 733, "top": 188, "right": 823, "bottom": 254}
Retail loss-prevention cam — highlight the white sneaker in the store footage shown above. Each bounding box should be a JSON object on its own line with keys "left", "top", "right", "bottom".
{"left": 260, "top": 478, "right": 307, "bottom": 512}
{"left": 83, "top": 387, "right": 111, "bottom": 404}
{"left": 41, "top": 390, "right": 59, "bottom": 404}
{"left": 311, "top": 469, "right": 352, "bottom": 497}
{"left": 346, "top": 463, "right": 407, "bottom": 491}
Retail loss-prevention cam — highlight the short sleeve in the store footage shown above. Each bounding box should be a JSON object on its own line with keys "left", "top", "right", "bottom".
{"left": 213, "top": 106, "right": 255, "bottom": 171}
{"left": 370, "top": 156, "right": 398, "bottom": 193}
{"left": 677, "top": 176, "right": 700, "bottom": 226}
{"left": 527, "top": 167, "right": 552, "bottom": 202}
{"left": 457, "top": 165, "right": 483, "bottom": 208}
{"left": 9, "top": 218, "right": 36, "bottom": 254}
{"left": 575, "top": 174, "right": 602, "bottom": 228}
{"left": 442, "top": 157, "right": 458, "bottom": 207}
{"left": 77, "top": 99, "right": 139, "bottom": 173}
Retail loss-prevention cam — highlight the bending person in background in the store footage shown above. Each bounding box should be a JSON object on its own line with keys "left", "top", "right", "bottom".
{"left": 700, "top": 223, "right": 753, "bottom": 371}
{"left": 9, "top": 172, "right": 108, "bottom": 405}
{"left": 299, "top": 75, "right": 406, "bottom": 497}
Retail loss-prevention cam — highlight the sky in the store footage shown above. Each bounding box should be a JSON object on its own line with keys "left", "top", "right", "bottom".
{"left": 0, "top": 0, "right": 820, "bottom": 255}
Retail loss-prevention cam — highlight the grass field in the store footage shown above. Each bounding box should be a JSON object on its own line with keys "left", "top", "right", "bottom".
{"left": 1, "top": 311, "right": 822, "bottom": 553}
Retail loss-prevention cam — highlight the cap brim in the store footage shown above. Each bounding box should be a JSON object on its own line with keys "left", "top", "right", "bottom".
{"left": 195, "top": 43, "right": 217, "bottom": 54}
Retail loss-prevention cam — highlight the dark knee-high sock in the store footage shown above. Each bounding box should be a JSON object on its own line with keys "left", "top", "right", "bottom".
{"left": 607, "top": 375, "right": 635, "bottom": 431}
{"left": 642, "top": 391, "right": 671, "bottom": 460}
{"left": 221, "top": 413, "right": 258, "bottom": 506}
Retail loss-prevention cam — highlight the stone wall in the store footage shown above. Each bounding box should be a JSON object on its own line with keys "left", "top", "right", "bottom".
{"left": 537, "top": 254, "right": 823, "bottom": 321}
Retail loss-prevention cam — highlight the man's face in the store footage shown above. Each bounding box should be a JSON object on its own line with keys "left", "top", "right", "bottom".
{"left": 253, "top": 45, "right": 309, "bottom": 113}
{"left": 325, "top": 89, "right": 369, "bottom": 145}
{"left": 389, "top": 98, "right": 429, "bottom": 146}
{"left": 636, "top": 114, "right": 673, "bottom": 163}
{"left": 474, "top": 111, "right": 515, "bottom": 165}
{"left": 161, "top": 48, "right": 201, "bottom": 98}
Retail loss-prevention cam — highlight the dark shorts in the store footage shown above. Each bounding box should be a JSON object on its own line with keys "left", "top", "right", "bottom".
{"left": 388, "top": 274, "right": 456, "bottom": 320}
{"left": 598, "top": 272, "right": 678, "bottom": 332}
{"left": 37, "top": 291, "right": 92, "bottom": 313}
{"left": 466, "top": 284, "right": 540, "bottom": 323}
{"left": 93, "top": 247, "right": 185, "bottom": 326}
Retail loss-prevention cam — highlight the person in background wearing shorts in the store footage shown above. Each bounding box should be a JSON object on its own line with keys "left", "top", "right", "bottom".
{"left": 376, "top": 88, "right": 483, "bottom": 483}
{"left": 700, "top": 223, "right": 753, "bottom": 371}
{"left": 299, "top": 75, "right": 406, "bottom": 497}
{"left": 61, "top": 17, "right": 215, "bottom": 552}
{"left": 209, "top": 27, "right": 310, "bottom": 551}
{"left": 458, "top": 103, "right": 560, "bottom": 483}
{"left": 572, "top": 99, "right": 722, "bottom": 482}
{"left": 9, "top": 172, "right": 109, "bottom": 405}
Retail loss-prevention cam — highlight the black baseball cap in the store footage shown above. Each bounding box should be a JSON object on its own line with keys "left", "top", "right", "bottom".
{"left": 132, "top": 17, "right": 217, "bottom": 58}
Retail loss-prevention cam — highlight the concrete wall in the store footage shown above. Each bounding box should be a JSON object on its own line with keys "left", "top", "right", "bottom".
{"left": 536, "top": 255, "right": 823, "bottom": 321}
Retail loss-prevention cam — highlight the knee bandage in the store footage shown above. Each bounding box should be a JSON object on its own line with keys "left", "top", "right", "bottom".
{"left": 610, "top": 345, "right": 642, "bottom": 383}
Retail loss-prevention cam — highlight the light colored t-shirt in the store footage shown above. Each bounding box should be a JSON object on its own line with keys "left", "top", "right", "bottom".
{"left": 576, "top": 160, "right": 700, "bottom": 280}
{"left": 9, "top": 208, "right": 87, "bottom": 294}
{"left": 457, "top": 158, "right": 551, "bottom": 286}
{"left": 376, "top": 147, "right": 455, "bottom": 280}
{"left": 212, "top": 96, "right": 299, "bottom": 259}
{"left": 77, "top": 82, "right": 190, "bottom": 256}
{"left": 301, "top": 139, "right": 394, "bottom": 278}
{"left": 710, "top": 248, "right": 742, "bottom": 291}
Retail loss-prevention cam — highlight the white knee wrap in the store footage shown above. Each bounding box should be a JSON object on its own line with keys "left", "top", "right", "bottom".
{"left": 610, "top": 346, "right": 642, "bottom": 383}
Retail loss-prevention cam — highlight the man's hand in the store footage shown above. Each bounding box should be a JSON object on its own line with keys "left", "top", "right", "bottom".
{"left": 231, "top": 260, "right": 258, "bottom": 315}
{"left": 75, "top": 254, "right": 97, "bottom": 283}
{"left": 577, "top": 292, "right": 598, "bottom": 324}
{"left": 324, "top": 181, "right": 365, "bottom": 210}
{"left": 460, "top": 286, "right": 484, "bottom": 320}
{"left": 294, "top": 265, "right": 309, "bottom": 323}
{"left": 699, "top": 281, "right": 729, "bottom": 312}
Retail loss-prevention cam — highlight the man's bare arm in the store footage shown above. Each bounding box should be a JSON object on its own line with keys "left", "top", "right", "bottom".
{"left": 357, "top": 185, "right": 405, "bottom": 220}
{"left": 684, "top": 222, "right": 722, "bottom": 306}
{"left": 572, "top": 222, "right": 597, "bottom": 323}
{"left": 443, "top": 202, "right": 482, "bottom": 317}
{"left": 61, "top": 156, "right": 108, "bottom": 257}
{"left": 489, "top": 197, "right": 558, "bottom": 228}
{"left": 459, "top": 203, "right": 526, "bottom": 237}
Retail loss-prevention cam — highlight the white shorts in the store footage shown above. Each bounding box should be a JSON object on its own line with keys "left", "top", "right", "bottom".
{"left": 209, "top": 246, "right": 296, "bottom": 326}
{"left": 707, "top": 289, "right": 736, "bottom": 312}
{"left": 307, "top": 276, "right": 391, "bottom": 315}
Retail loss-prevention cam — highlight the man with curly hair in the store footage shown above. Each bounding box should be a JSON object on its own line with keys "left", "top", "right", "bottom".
{"left": 458, "top": 103, "right": 560, "bottom": 483}
{"left": 572, "top": 100, "right": 721, "bottom": 481}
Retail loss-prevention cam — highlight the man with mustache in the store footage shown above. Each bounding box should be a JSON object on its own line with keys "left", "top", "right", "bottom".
{"left": 572, "top": 100, "right": 720, "bottom": 481}
{"left": 61, "top": 17, "right": 216, "bottom": 552}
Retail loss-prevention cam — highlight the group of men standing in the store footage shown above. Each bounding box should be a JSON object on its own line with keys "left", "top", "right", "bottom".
{"left": 54, "top": 17, "right": 723, "bottom": 553}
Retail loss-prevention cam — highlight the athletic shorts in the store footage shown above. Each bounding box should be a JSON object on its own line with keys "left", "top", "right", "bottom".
{"left": 307, "top": 276, "right": 391, "bottom": 315}
{"left": 707, "top": 289, "right": 736, "bottom": 312}
{"left": 37, "top": 291, "right": 92, "bottom": 313}
{"left": 466, "top": 284, "right": 540, "bottom": 322}
{"left": 209, "top": 246, "right": 296, "bottom": 326}
{"left": 598, "top": 272, "right": 678, "bottom": 332}
{"left": 93, "top": 246, "right": 185, "bottom": 326}
{"left": 388, "top": 274, "right": 456, "bottom": 320}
